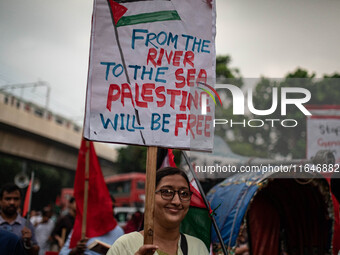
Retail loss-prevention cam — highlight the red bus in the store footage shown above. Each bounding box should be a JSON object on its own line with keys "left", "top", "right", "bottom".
{"left": 105, "top": 172, "right": 146, "bottom": 207}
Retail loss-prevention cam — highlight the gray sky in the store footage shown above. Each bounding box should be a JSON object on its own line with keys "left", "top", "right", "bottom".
{"left": 216, "top": 0, "right": 340, "bottom": 77}
{"left": 0, "top": 0, "right": 339, "bottom": 123}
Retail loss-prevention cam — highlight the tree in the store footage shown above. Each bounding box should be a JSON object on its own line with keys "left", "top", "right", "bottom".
{"left": 214, "top": 55, "right": 265, "bottom": 156}
{"left": 214, "top": 56, "right": 340, "bottom": 159}
{"left": 0, "top": 154, "right": 74, "bottom": 211}
{"left": 216, "top": 55, "right": 241, "bottom": 81}
{"left": 228, "top": 68, "right": 340, "bottom": 159}
{"left": 117, "top": 146, "right": 147, "bottom": 173}
{"left": 116, "top": 146, "right": 182, "bottom": 173}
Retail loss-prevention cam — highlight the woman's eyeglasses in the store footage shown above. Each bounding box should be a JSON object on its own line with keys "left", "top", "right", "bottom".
{"left": 155, "top": 188, "right": 192, "bottom": 201}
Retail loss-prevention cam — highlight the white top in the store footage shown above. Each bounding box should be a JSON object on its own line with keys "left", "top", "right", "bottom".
{"left": 107, "top": 231, "right": 209, "bottom": 255}
{"left": 35, "top": 219, "right": 55, "bottom": 255}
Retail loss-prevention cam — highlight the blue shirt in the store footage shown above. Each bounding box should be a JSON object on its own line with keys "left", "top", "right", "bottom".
{"left": 59, "top": 225, "right": 124, "bottom": 255}
{"left": 0, "top": 228, "right": 26, "bottom": 255}
{"left": 0, "top": 213, "right": 38, "bottom": 245}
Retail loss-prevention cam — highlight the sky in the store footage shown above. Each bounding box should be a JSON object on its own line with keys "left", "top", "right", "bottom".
{"left": 0, "top": 0, "right": 339, "bottom": 124}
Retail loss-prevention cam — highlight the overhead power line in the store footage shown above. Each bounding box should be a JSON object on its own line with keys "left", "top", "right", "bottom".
{"left": 0, "top": 81, "right": 51, "bottom": 111}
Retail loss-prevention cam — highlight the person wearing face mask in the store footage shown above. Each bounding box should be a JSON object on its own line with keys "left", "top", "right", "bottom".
{"left": 107, "top": 167, "right": 209, "bottom": 255}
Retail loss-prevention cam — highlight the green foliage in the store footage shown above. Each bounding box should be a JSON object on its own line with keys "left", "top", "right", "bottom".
{"left": 214, "top": 56, "right": 340, "bottom": 159}
{"left": 31, "top": 164, "right": 74, "bottom": 210}
{"left": 216, "top": 56, "right": 235, "bottom": 78}
{"left": 216, "top": 55, "right": 242, "bottom": 86}
{"left": 116, "top": 146, "right": 183, "bottom": 173}
{"left": 0, "top": 155, "right": 22, "bottom": 185}
{"left": 228, "top": 141, "right": 267, "bottom": 158}
{"left": 0, "top": 154, "right": 74, "bottom": 211}
{"left": 117, "top": 146, "right": 147, "bottom": 173}
{"left": 248, "top": 68, "right": 340, "bottom": 158}
{"left": 217, "top": 66, "right": 340, "bottom": 159}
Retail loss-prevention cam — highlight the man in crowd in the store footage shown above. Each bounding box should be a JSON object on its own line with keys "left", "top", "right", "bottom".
{"left": 35, "top": 207, "right": 55, "bottom": 255}
{"left": 0, "top": 183, "right": 39, "bottom": 255}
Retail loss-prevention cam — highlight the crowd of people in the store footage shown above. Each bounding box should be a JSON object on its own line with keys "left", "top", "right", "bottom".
{"left": 0, "top": 167, "right": 213, "bottom": 255}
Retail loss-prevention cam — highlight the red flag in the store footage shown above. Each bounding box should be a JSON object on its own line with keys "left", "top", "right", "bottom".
{"left": 160, "top": 149, "right": 177, "bottom": 168}
{"left": 22, "top": 180, "right": 32, "bottom": 217}
{"left": 189, "top": 182, "right": 206, "bottom": 209}
{"left": 70, "top": 139, "right": 117, "bottom": 248}
{"left": 108, "top": 0, "right": 128, "bottom": 25}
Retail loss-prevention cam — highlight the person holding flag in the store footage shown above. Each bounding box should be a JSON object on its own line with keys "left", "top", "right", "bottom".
{"left": 107, "top": 167, "right": 209, "bottom": 255}
{"left": 59, "top": 218, "right": 124, "bottom": 255}
{"left": 0, "top": 183, "right": 39, "bottom": 254}
{"left": 59, "top": 138, "right": 124, "bottom": 255}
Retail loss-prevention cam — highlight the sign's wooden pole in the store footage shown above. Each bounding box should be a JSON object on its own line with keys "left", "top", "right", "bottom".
{"left": 81, "top": 140, "right": 90, "bottom": 239}
{"left": 143, "top": 146, "right": 158, "bottom": 254}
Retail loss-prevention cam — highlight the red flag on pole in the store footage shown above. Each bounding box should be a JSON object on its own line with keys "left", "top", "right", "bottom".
{"left": 160, "top": 149, "right": 177, "bottom": 168}
{"left": 22, "top": 180, "right": 32, "bottom": 218}
{"left": 70, "top": 138, "right": 117, "bottom": 248}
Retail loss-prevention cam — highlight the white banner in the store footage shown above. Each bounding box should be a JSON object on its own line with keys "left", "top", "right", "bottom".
{"left": 84, "top": 0, "right": 216, "bottom": 151}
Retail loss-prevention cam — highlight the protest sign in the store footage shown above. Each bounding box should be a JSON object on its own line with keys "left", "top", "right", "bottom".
{"left": 84, "top": 0, "right": 216, "bottom": 151}
{"left": 307, "top": 105, "right": 340, "bottom": 163}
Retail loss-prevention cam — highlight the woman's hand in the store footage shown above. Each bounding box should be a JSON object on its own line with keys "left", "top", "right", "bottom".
{"left": 69, "top": 238, "right": 88, "bottom": 255}
{"left": 135, "top": 244, "right": 159, "bottom": 255}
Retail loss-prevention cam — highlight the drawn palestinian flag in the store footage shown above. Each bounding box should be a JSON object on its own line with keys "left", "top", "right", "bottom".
{"left": 108, "top": 0, "right": 181, "bottom": 27}
{"left": 158, "top": 149, "right": 212, "bottom": 250}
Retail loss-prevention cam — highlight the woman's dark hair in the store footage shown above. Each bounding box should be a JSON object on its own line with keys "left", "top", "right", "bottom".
{"left": 137, "top": 167, "right": 190, "bottom": 231}
{"left": 156, "top": 167, "right": 190, "bottom": 188}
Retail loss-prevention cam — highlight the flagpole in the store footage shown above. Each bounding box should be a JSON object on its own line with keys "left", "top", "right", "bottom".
{"left": 25, "top": 171, "right": 34, "bottom": 228}
{"left": 143, "top": 146, "right": 157, "bottom": 255}
{"left": 182, "top": 151, "right": 228, "bottom": 255}
{"left": 108, "top": 0, "right": 145, "bottom": 145}
{"left": 82, "top": 140, "right": 90, "bottom": 239}
{"left": 22, "top": 171, "right": 34, "bottom": 249}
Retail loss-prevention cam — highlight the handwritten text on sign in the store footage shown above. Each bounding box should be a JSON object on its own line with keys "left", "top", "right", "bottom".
{"left": 84, "top": 0, "right": 216, "bottom": 151}
{"left": 307, "top": 117, "right": 340, "bottom": 164}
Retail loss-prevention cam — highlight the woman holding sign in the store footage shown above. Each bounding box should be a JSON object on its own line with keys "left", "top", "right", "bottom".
{"left": 107, "top": 167, "right": 209, "bottom": 255}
